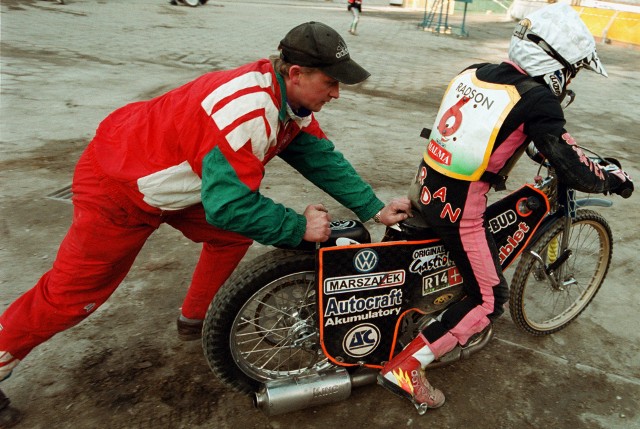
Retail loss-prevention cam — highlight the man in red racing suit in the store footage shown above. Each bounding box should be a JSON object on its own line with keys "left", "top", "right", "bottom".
{"left": 377, "top": 4, "right": 634, "bottom": 413}
{"left": 0, "top": 22, "right": 411, "bottom": 419}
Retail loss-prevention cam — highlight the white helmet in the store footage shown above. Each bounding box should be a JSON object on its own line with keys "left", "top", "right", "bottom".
{"left": 508, "top": 3, "right": 607, "bottom": 97}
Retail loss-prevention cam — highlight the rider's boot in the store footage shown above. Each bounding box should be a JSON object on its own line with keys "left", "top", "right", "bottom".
{"left": 377, "top": 333, "right": 445, "bottom": 415}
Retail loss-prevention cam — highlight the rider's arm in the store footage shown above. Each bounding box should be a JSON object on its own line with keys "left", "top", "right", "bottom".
{"left": 526, "top": 92, "right": 627, "bottom": 194}
{"left": 278, "top": 123, "right": 385, "bottom": 222}
{"left": 532, "top": 132, "right": 625, "bottom": 194}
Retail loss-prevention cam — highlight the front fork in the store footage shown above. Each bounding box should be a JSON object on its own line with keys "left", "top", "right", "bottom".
{"left": 527, "top": 189, "right": 576, "bottom": 290}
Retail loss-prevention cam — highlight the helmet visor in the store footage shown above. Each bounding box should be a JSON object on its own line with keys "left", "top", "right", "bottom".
{"left": 576, "top": 51, "right": 608, "bottom": 77}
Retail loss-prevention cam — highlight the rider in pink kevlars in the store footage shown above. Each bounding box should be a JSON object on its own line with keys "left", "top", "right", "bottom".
{"left": 377, "top": 3, "right": 633, "bottom": 413}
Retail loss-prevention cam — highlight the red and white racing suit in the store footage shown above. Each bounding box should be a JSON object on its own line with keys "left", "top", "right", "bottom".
{"left": 411, "top": 62, "right": 626, "bottom": 359}
{"left": 0, "top": 59, "right": 384, "bottom": 371}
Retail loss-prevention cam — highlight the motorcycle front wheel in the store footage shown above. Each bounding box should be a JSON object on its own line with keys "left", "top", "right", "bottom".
{"left": 509, "top": 210, "right": 613, "bottom": 336}
{"left": 509, "top": 209, "right": 613, "bottom": 335}
{"left": 202, "top": 249, "right": 334, "bottom": 394}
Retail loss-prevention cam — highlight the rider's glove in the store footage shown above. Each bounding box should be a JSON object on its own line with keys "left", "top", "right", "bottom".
{"left": 610, "top": 169, "right": 634, "bottom": 199}
{"left": 604, "top": 157, "right": 622, "bottom": 168}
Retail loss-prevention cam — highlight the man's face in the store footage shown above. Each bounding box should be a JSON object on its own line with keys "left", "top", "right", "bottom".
{"left": 287, "top": 67, "right": 340, "bottom": 112}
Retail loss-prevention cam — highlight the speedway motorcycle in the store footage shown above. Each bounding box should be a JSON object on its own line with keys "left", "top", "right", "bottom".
{"left": 201, "top": 128, "right": 629, "bottom": 415}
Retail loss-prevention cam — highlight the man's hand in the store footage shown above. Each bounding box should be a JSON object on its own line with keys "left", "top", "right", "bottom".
{"left": 377, "top": 197, "right": 413, "bottom": 226}
{"left": 303, "top": 204, "right": 332, "bottom": 242}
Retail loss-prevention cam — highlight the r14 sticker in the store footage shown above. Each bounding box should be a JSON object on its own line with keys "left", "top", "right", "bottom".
{"left": 422, "top": 267, "right": 463, "bottom": 296}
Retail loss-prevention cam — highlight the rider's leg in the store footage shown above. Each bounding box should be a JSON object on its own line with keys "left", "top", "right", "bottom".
{"left": 378, "top": 333, "right": 445, "bottom": 413}
{"left": 413, "top": 169, "right": 506, "bottom": 347}
{"left": 378, "top": 220, "right": 502, "bottom": 413}
{"left": 383, "top": 167, "right": 505, "bottom": 412}
{"left": 417, "top": 221, "right": 504, "bottom": 361}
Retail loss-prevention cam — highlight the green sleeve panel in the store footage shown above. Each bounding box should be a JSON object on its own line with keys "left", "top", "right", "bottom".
{"left": 279, "top": 132, "right": 384, "bottom": 221}
{"left": 201, "top": 147, "right": 307, "bottom": 247}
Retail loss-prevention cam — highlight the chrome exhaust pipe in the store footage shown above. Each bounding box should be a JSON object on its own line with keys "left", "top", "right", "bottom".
{"left": 254, "top": 367, "right": 378, "bottom": 416}
{"left": 426, "top": 323, "right": 494, "bottom": 369}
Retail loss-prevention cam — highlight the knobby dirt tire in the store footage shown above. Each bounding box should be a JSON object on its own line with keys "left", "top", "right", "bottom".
{"left": 203, "top": 249, "right": 329, "bottom": 394}
{"left": 509, "top": 209, "right": 612, "bottom": 336}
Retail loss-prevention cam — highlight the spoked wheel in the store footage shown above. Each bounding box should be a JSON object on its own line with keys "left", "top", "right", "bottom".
{"left": 203, "top": 250, "right": 334, "bottom": 394}
{"left": 509, "top": 209, "right": 612, "bottom": 335}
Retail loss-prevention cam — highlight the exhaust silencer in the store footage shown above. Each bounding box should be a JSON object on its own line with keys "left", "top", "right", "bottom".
{"left": 254, "top": 368, "right": 377, "bottom": 416}
{"left": 427, "top": 323, "right": 494, "bottom": 369}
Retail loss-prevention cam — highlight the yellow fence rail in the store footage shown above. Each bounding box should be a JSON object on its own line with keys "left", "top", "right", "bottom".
{"left": 574, "top": 5, "right": 640, "bottom": 46}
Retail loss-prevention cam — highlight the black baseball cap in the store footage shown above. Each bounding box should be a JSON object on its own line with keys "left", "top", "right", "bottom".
{"left": 278, "top": 21, "right": 371, "bottom": 85}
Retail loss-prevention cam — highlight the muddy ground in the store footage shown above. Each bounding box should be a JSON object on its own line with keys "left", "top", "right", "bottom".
{"left": 1, "top": 1, "right": 639, "bottom": 428}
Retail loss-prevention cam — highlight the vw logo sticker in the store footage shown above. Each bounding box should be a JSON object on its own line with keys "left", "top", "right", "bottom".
{"left": 342, "top": 323, "right": 381, "bottom": 358}
{"left": 353, "top": 249, "right": 378, "bottom": 273}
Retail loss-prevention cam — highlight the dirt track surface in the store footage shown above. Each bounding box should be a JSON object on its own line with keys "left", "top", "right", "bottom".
{"left": 1, "top": 1, "right": 639, "bottom": 428}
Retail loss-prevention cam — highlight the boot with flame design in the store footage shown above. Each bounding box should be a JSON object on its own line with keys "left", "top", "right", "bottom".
{"left": 377, "top": 333, "right": 445, "bottom": 414}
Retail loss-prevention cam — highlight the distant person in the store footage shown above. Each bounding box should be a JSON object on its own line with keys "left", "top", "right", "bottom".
{"left": 377, "top": 3, "right": 633, "bottom": 413}
{"left": 0, "top": 21, "right": 411, "bottom": 426}
{"left": 348, "top": 0, "right": 362, "bottom": 35}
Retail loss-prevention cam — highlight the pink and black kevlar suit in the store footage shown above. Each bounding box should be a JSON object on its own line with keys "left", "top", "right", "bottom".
{"left": 0, "top": 59, "right": 384, "bottom": 370}
{"left": 411, "top": 62, "right": 624, "bottom": 360}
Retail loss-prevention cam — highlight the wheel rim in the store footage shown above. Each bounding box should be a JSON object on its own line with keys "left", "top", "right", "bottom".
{"left": 229, "top": 271, "right": 332, "bottom": 382}
{"left": 520, "top": 219, "right": 610, "bottom": 331}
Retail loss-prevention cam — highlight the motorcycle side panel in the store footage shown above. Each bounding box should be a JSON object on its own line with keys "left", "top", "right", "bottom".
{"left": 317, "top": 239, "right": 462, "bottom": 368}
{"left": 485, "top": 184, "right": 550, "bottom": 269}
{"left": 317, "top": 185, "right": 549, "bottom": 368}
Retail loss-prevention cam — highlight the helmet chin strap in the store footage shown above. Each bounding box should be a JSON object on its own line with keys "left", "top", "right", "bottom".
{"left": 560, "top": 89, "right": 576, "bottom": 109}
{"left": 525, "top": 32, "right": 578, "bottom": 78}
{"left": 542, "top": 68, "right": 571, "bottom": 98}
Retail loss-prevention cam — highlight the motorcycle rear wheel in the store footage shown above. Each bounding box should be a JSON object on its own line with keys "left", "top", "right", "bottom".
{"left": 202, "top": 249, "right": 334, "bottom": 394}
{"left": 509, "top": 209, "right": 612, "bottom": 335}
